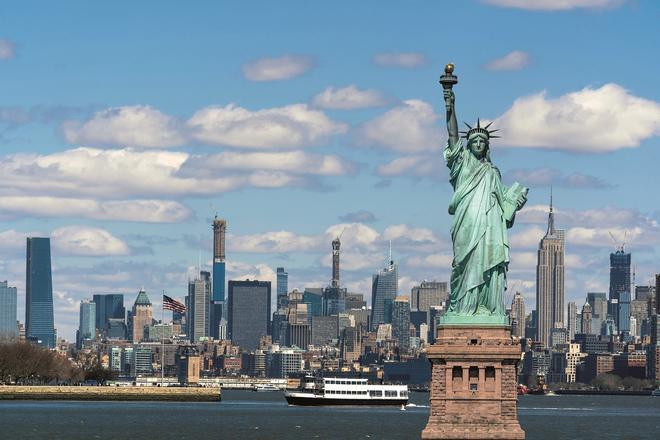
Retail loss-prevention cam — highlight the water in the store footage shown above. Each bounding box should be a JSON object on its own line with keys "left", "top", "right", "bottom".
{"left": 1, "top": 391, "right": 658, "bottom": 439}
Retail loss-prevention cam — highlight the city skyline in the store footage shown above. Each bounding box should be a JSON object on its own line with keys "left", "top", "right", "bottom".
{"left": 0, "top": 1, "right": 659, "bottom": 341}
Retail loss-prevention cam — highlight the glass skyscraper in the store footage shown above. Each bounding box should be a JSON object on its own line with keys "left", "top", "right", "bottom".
{"left": 370, "top": 260, "right": 398, "bottom": 330}
{"left": 26, "top": 237, "right": 55, "bottom": 348}
{"left": 0, "top": 281, "right": 18, "bottom": 337}
{"left": 228, "top": 280, "right": 271, "bottom": 351}
{"left": 609, "top": 249, "right": 631, "bottom": 331}
{"left": 392, "top": 296, "right": 411, "bottom": 350}
{"left": 92, "top": 294, "right": 125, "bottom": 333}
{"left": 276, "top": 267, "right": 288, "bottom": 308}
{"left": 78, "top": 300, "right": 96, "bottom": 347}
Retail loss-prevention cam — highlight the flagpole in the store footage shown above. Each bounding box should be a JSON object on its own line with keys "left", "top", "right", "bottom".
{"left": 161, "top": 289, "right": 165, "bottom": 387}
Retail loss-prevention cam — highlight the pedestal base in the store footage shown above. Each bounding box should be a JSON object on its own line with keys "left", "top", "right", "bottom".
{"left": 421, "top": 325, "right": 525, "bottom": 440}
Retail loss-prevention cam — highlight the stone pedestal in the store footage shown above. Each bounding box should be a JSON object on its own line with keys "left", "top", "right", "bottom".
{"left": 422, "top": 326, "right": 525, "bottom": 439}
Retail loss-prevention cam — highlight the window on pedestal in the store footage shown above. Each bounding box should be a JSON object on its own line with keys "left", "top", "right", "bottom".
{"left": 485, "top": 366, "right": 496, "bottom": 392}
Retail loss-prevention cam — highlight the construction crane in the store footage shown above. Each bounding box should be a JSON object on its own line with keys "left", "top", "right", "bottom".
{"left": 608, "top": 230, "right": 627, "bottom": 253}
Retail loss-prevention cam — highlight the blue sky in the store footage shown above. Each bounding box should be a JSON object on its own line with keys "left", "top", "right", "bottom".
{"left": 1, "top": 0, "right": 659, "bottom": 340}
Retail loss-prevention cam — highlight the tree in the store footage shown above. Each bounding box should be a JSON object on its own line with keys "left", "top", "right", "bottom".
{"left": 591, "top": 373, "right": 622, "bottom": 391}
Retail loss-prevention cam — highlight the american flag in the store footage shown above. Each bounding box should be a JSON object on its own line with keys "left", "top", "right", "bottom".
{"left": 163, "top": 294, "right": 186, "bottom": 313}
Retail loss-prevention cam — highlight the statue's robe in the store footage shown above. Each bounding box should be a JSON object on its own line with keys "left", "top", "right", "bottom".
{"left": 444, "top": 139, "right": 514, "bottom": 316}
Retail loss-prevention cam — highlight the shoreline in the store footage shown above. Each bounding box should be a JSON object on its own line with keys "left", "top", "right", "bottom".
{"left": 0, "top": 385, "right": 221, "bottom": 402}
{"left": 553, "top": 389, "right": 652, "bottom": 396}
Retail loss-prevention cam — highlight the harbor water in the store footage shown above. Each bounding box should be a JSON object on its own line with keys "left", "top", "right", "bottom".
{"left": 1, "top": 390, "right": 658, "bottom": 439}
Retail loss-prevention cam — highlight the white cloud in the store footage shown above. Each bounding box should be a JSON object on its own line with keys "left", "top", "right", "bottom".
{"left": 383, "top": 224, "right": 439, "bottom": 244}
{"left": 312, "top": 85, "right": 389, "bottom": 110}
{"left": 0, "top": 226, "right": 129, "bottom": 257}
{"left": 377, "top": 154, "right": 445, "bottom": 178}
{"left": 494, "top": 84, "right": 660, "bottom": 152}
{"left": 509, "top": 226, "right": 546, "bottom": 248}
{"left": 0, "top": 229, "right": 41, "bottom": 250}
{"left": 482, "top": 0, "right": 625, "bottom": 10}
{"left": 0, "top": 39, "right": 15, "bottom": 60}
{"left": 485, "top": 51, "right": 531, "bottom": 71}
{"left": 0, "top": 147, "right": 354, "bottom": 201}
{"left": 183, "top": 150, "right": 355, "bottom": 177}
{"left": 504, "top": 167, "right": 610, "bottom": 188}
{"left": 227, "top": 262, "right": 277, "bottom": 289}
{"left": 359, "top": 100, "right": 444, "bottom": 153}
{"left": 517, "top": 204, "right": 659, "bottom": 230}
{"left": 229, "top": 231, "right": 320, "bottom": 254}
{"left": 241, "top": 54, "right": 314, "bottom": 81}
{"left": 187, "top": 103, "right": 347, "bottom": 149}
{"left": 0, "top": 196, "right": 191, "bottom": 222}
{"left": 373, "top": 52, "right": 427, "bottom": 68}
{"left": 52, "top": 226, "right": 130, "bottom": 256}
{"left": 408, "top": 253, "right": 453, "bottom": 268}
{"left": 62, "top": 106, "right": 185, "bottom": 148}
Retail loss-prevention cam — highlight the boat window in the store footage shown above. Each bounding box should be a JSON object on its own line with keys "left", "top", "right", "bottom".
{"left": 342, "top": 390, "right": 347, "bottom": 394}
{"left": 370, "top": 390, "right": 382, "bottom": 397}
{"left": 401, "top": 391, "right": 408, "bottom": 397}
{"left": 385, "top": 390, "right": 397, "bottom": 397}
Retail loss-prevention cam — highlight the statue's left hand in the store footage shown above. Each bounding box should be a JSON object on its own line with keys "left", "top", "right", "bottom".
{"left": 516, "top": 191, "right": 528, "bottom": 210}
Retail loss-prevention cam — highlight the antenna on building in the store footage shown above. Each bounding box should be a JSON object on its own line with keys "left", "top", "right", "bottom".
{"left": 389, "top": 240, "right": 393, "bottom": 266}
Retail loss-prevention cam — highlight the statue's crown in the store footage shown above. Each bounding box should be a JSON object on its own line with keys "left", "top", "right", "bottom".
{"left": 460, "top": 118, "right": 499, "bottom": 140}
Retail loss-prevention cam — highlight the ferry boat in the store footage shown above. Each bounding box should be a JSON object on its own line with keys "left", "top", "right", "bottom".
{"left": 254, "top": 384, "right": 280, "bottom": 392}
{"left": 284, "top": 376, "right": 408, "bottom": 406}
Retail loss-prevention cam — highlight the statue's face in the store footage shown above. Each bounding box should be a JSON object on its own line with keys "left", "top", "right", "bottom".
{"left": 469, "top": 135, "right": 488, "bottom": 159}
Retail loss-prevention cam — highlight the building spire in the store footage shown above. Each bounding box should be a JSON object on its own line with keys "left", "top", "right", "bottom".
{"left": 547, "top": 186, "right": 555, "bottom": 236}
{"left": 389, "top": 240, "right": 393, "bottom": 267}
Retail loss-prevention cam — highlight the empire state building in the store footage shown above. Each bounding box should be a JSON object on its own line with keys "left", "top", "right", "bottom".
{"left": 536, "top": 195, "right": 565, "bottom": 347}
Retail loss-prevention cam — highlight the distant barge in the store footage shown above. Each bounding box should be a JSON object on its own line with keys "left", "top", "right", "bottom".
{"left": 0, "top": 385, "right": 221, "bottom": 401}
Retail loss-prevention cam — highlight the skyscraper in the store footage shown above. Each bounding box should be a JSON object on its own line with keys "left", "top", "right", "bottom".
{"left": 567, "top": 301, "right": 577, "bottom": 341}
{"left": 128, "top": 289, "right": 152, "bottom": 342}
{"left": 392, "top": 296, "right": 411, "bottom": 351}
{"left": 587, "top": 292, "right": 608, "bottom": 335}
{"left": 276, "top": 267, "right": 288, "bottom": 308}
{"left": 331, "top": 236, "right": 340, "bottom": 288}
{"left": 189, "top": 271, "right": 211, "bottom": 342}
{"left": 0, "top": 281, "right": 17, "bottom": 337}
{"left": 510, "top": 291, "right": 525, "bottom": 338}
{"left": 26, "top": 237, "right": 55, "bottom": 348}
{"left": 228, "top": 280, "right": 271, "bottom": 351}
{"left": 211, "top": 216, "right": 227, "bottom": 339}
{"left": 410, "top": 281, "right": 448, "bottom": 312}
{"left": 322, "top": 236, "right": 346, "bottom": 316}
{"left": 618, "top": 291, "right": 631, "bottom": 333}
{"left": 581, "top": 301, "right": 593, "bottom": 334}
{"left": 78, "top": 300, "right": 96, "bottom": 347}
{"left": 370, "top": 255, "right": 398, "bottom": 330}
{"left": 92, "top": 294, "right": 125, "bottom": 334}
{"left": 609, "top": 249, "right": 631, "bottom": 331}
{"left": 535, "top": 196, "right": 565, "bottom": 347}
{"left": 212, "top": 216, "right": 227, "bottom": 302}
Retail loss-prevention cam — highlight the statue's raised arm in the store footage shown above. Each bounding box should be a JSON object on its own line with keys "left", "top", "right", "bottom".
{"left": 440, "top": 63, "right": 459, "bottom": 147}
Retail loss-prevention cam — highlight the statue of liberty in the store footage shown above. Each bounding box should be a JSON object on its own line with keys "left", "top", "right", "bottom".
{"left": 439, "top": 64, "right": 528, "bottom": 325}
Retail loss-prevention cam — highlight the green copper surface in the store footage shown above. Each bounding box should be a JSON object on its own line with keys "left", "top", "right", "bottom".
{"left": 439, "top": 65, "right": 528, "bottom": 326}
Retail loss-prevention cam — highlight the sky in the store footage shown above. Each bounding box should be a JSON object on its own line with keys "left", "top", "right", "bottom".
{"left": 0, "top": 0, "right": 659, "bottom": 340}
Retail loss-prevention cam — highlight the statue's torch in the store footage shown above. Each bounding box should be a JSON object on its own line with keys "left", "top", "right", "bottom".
{"left": 439, "top": 63, "right": 458, "bottom": 111}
